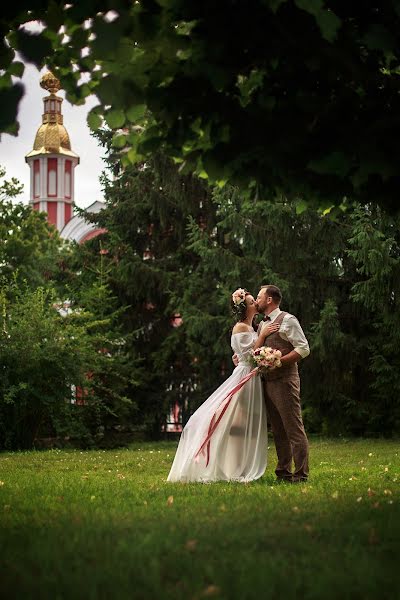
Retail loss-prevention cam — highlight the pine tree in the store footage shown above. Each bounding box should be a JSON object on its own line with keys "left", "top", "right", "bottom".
{"left": 347, "top": 205, "right": 400, "bottom": 434}
{"left": 76, "top": 144, "right": 219, "bottom": 433}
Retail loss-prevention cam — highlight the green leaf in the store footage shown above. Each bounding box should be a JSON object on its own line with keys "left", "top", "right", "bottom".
{"left": 77, "top": 83, "right": 92, "bottom": 99}
{"left": 96, "top": 75, "right": 125, "bottom": 105}
{"left": 14, "top": 30, "right": 53, "bottom": 68}
{"left": 0, "top": 42, "right": 14, "bottom": 70}
{"left": 127, "top": 148, "right": 142, "bottom": 164}
{"left": 120, "top": 153, "right": 131, "bottom": 169}
{"left": 237, "top": 69, "right": 266, "bottom": 107}
{"left": 91, "top": 18, "right": 125, "bottom": 61}
{"left": 8, "top": 61, "right": 25, "bottom": 78}
{"left": 308, "top": 152, "right": 350, "bottom": 178}
{"left": 216, "top": 179, "right": 228, "bottom": 189}
{"left": 315, "top": 10, "right": 341, "bottom": 43}
{"left": 112, "top": 134, "right": 127, "bottom": 149}
{"left": 70, "top": 27, "right": 89, "bottom": 49}
{"left": 126, "top": 104, "right": 146, "bottom": 123}
{"left": 322, "top": 205, "right": 334, "bottom": 216}
{"left": 294, "top": 0, "right": 341, "bottom": 43}
{"left": 87, "top": 109, "right": 103, "bottom": 131}
{"left": 295, "top": 200, "right": 308, "bottom": 214}
{"left": 295, "top": 0, "right": 324, "bottom": 15}
{"left": 0, "top": 73, "right": 12, "bottom": 90}
{"left": 0, "top": 83, "right": 24, "bottom": 134}
{"left": 175, "top": 20, "right": 198, "bottom": 36}
{"left": 105, "top": 109, "right": 126, "bottom": 129}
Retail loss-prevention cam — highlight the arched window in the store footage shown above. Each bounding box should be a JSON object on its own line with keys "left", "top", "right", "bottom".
{"left": 47, "top": 158, "right": 57, "bottom": 197}
{"left": 33, "top": 160, "right": 40, "bottom": 198}
{"left": 65, "top": 160, "right": 71, "bottom": 198}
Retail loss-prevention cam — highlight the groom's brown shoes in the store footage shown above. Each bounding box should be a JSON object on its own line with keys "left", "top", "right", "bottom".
{"left": 276, "top": 477, "right": 308, "bottom": 484}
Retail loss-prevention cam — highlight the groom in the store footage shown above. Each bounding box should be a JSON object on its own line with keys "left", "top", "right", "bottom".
{"left": 255, "top": 285, "right": 310, "bottom": 483}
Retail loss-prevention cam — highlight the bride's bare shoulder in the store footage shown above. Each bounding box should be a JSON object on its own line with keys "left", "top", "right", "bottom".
{"left": 232, "top": 323, "right": 253, "bottom": 334}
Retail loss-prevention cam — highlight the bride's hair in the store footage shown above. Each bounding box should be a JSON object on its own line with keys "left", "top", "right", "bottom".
{"left": 231, "top": 290, "right": 251, "bottom": 322}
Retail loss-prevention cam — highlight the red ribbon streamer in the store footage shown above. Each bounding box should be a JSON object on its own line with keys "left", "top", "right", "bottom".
{"left": 194, "top": 368, "right": 258, "bottom": 467}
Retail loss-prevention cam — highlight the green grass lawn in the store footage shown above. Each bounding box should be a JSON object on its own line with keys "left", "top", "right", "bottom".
{"left": 0, "top": 437, "right": 398, "bottom": 600}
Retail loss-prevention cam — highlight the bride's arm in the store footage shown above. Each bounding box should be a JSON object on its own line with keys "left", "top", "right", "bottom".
{"left": 253, "top": 322, "right": 280, "bottom": 350}
{"left": 231, "top": 323, "right": 252, "bottom": 365}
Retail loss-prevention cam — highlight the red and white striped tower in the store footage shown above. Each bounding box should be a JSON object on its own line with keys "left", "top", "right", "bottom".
{"left": 25, "top": 71, "right": 79, "bottom": 231}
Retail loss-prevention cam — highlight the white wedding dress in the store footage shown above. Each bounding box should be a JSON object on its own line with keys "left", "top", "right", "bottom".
{"left": 167, "top": 331, "right": 267, "bottom": 482}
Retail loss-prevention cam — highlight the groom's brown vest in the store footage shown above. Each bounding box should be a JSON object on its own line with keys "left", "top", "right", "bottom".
{"left": 260, "top": 312, "right": 298, "bottom": 381}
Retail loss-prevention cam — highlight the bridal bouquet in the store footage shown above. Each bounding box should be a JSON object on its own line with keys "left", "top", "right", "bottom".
{"left": 250, "top": 347, "right": 282, "bottom": 372}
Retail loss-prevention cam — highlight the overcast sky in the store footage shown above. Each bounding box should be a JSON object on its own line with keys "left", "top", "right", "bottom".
{"left": 0, "top": 62, "right": 105, "bottom": 209}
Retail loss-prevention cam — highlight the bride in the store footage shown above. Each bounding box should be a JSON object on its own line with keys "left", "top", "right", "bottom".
{"left": 167, "top": 288, "right": 279, "bottom": 483}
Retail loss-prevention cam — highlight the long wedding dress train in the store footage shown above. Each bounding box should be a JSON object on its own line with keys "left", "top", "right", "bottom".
{"left": 167, "top": 331, "right": 267, "bottom": 482}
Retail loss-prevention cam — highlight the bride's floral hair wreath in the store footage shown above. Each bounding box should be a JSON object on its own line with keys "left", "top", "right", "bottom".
{"left": 231, "top": 288, "right": 251, "bottom": 322}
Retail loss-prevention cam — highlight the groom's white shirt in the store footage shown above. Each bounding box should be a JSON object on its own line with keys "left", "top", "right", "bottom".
{"left": 261, "top": 308, "right": 310, "bottom": 359}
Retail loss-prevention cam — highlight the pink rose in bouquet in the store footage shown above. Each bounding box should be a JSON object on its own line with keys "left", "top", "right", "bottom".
{"left": 251, "top": 346, "right": 282, "bottom": 372}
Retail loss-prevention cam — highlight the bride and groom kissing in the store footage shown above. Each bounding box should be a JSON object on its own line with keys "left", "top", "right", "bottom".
{"left": 167, "top": 285, "right": 310, "bottom": 484}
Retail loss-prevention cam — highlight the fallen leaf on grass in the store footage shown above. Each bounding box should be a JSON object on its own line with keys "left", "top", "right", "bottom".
{"left": 384, "top": 489, "right": 392, "bottom": 496}
{"left": 0, "top": 481, "right": 4, "bottom": 486}
{"left": 167, "top": 495, "right": 174, "bottom": 506}
{"left": 117, "top": 473, "right": 126, "bottom": 480}
{"left": 292, "top": 506, "right": 300, "bottom": 513}
{"left": 367, "top": 488, "right": 375, "bottom": 497}
{"left": 201, "top": 585, "right": 221, "bottom": 597}
{"left": 185, "top": 539, "right": 197, "bottom": 551}
{"left": 331, "top": 491, "right": 339, "bottom": 499}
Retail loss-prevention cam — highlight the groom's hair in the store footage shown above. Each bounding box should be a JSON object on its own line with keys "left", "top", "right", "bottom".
{"left": 261, "top": 285, "right": 282, "bottom": 304}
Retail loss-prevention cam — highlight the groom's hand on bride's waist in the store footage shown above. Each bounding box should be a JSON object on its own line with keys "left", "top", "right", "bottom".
{"left": 232, "top": 353, "right": 239, "bottom": 366}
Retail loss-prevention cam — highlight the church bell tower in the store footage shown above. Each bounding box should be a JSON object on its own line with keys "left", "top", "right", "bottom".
{"left": 25, "top": 71, "right": 79, "bottom": 231}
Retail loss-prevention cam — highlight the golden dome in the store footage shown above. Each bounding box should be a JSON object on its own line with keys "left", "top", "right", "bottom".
{"left": 26, "top": 71, "right": 79, "bottom": 160}
{"left": 33, "top": 123, "right": 71, "bottom": 153}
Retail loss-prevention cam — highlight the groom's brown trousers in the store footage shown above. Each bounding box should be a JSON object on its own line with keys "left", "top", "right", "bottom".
{"left": 261, "top": 314, "right": 309, "bottom": 481}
